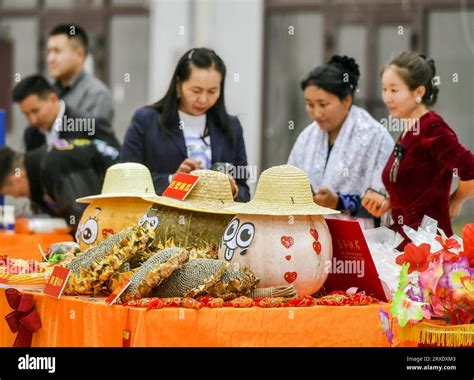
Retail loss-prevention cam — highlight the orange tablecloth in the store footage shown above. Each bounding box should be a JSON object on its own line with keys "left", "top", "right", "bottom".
{"left": 0, "top": 289, "right": 393, "bottom": 347}
{"left": 0, "top": 232, "right": 73, "bottom": 260}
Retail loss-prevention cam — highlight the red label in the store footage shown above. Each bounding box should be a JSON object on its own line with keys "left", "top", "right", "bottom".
{"left": 105, "top": 279, "right": 132, "bottom": 305}
{"left": 162, "top": 173, "right": 200, "bottom": 201}
{"left": 324, "top": 219, "right": 387, "bottom": 302}
{"left": 122, "top": 329, "right": 131, "bottom": 347}
{"left": 44, "top": 266, "right": 71, "bottom": 299}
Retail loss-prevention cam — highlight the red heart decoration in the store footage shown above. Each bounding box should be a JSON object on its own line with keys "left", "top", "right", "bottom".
{"left": 285, "top": 255, "right": 291, "bottom": 261}
{"left": 284, "top": 272, "right": 297, "bottom": 284}
{"left": 310, "top": 228, "right": 319, "bottom": 240}
{"left": 281, "top": 236, "right": 294, "bottom": 249}
{"left": 313, "top": 241, "right": 322, "bottom": 255}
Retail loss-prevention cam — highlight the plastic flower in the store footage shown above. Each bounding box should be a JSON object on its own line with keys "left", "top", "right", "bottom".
{"left": 391, "top": 263, "right": 427, "bottom": 326}
{"left": 451, "top": 274, "right": 474, "bottom": 305}
{"left": 460, "top": 223, "right": 474, "bottom": 266}
{"left": 431, "top": 249, "right": 459, "bottom": 263}
{"left": 378, "top": 308, "right": 393, "bottom": 345}
{"left": 419, "top": 257, "right": 444, "bottom": 294}
{"left": 391, "top": 288, "right": 426, "bottom": 327}
{"left": 396, "top": 243, "right": 431, "bottom": 273}
{"left": 438, "top": 257, "right": 473, "bottom": 290}
{"left": 435, "top": 235, "right": 461, "bottom": 251}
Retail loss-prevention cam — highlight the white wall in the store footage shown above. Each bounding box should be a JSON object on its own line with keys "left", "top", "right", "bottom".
{"left": 148, "top": 0, "right": 263, "bottom": 193}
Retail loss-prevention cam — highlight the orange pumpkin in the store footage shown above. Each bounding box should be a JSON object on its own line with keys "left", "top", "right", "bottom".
{"left": 76, "top": 198, "right": 151, "bottom": 251}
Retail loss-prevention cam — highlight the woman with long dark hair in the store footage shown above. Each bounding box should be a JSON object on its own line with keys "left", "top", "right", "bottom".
{"left": 121, "top": 48, "right": 250, "bottom": 201}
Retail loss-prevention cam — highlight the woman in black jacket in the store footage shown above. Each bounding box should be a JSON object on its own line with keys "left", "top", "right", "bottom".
{"left": 121, "top": 48, "right": 250, "bottom": 202}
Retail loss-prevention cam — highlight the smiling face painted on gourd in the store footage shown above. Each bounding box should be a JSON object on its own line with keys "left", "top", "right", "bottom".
{"left": 218, "top": 215, "right": 332, "bottom": 296}
{"left": 76, "top": 198, "right": 151, "bottom": 251}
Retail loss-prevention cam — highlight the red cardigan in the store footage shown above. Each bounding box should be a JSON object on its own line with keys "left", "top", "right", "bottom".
{"left": 382, "top": 111, "right": 474, "bottom": 239}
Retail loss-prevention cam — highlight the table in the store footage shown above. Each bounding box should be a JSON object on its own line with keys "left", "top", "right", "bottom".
{"left": 1, "top": 289, "right": 394, "bottom": 347}
{"left": 0, "top": 232, "right": 73, "bottom": 261}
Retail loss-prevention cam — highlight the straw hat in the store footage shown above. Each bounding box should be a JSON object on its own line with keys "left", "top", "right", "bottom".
{"left": 142, "top": 169, "right": 236, "bottom": 214}
{"left": 76, "top": 163, "right": 155, "bottom": 203}
{"left": 225, "top": 165, "right": 339, "bottom": 215}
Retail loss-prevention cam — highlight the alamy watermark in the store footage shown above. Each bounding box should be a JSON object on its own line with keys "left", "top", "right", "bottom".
{"left": 53, "top": 115, "right": 95, "bottom": 136}
{"left": 324, "top": 258, "right": 365, "bottom": 278}
{"left": 213, "top": 164, "right": 258, "bottom": 184}
{"left": 380, "top": 115, "right": 420, "bottom": 135}
{"left": 18, "top": 354, "right": 55, "bottom": 373}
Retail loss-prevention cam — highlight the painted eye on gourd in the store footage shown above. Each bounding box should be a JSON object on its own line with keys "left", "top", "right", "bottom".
{"left": 236, "top": 223, "right": 255, "bottom": 248}
{"left": 138, "top": 214, "right": 148, "bottom": 226}
{"left": 147, "top": 216, "right": 159, "bottom": 230}
{"left": 82, "top": 218, "right": 98, "bottom": 245}
{"left": 223, "top": 219, "right": 240, "bottom": 242}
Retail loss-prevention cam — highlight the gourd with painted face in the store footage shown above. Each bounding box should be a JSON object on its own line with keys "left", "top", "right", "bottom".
{"left": 218, "top": 214, "right": 332, "bottom": 296}
{"left": 133, "top": 203, "right": 233, "bottom": 263}
{"left": 75, "top": 162, "right": 156, "bottom": 251}
{"left": 217, "top": 164, "right": 338, "bottom": 296}
{"left": 76, "top": 199, "right": 151, "bottom": 251}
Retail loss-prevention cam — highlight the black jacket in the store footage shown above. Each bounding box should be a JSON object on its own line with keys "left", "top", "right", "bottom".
{"left": 120, "top": 107, "right": 250, "bottom": 202}
{"left": 23, "top": 104, "right": 120, "bottom": 152}
{"left": 25, "top": 139, "right": 119, "bottom": 232}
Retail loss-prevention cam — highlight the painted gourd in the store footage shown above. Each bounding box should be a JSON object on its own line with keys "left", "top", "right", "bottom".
{"left": 218, "top": 214, "right": 332, "bottom": 296}
{"left": 76, "top": 198, "right": 151, "bottom": 251}
{"left": 137, "top": 204, "right": 234, "bottom": 260}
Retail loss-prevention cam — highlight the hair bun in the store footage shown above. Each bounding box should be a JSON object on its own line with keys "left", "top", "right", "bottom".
{"left": 329, "top": 55, "right": 360, "bottom": 80}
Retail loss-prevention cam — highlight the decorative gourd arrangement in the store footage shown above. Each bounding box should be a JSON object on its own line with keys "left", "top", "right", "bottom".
{"left": 75, "top": 163, "right": 155, "bottom": 251}
{"left": 140, "top": 169, "right": 236, "bottom": 261}
{"left": 218, "top": 165, "right": 339, "bottom": 296}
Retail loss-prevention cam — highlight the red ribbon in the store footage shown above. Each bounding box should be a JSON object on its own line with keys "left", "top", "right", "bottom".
{"left": 4, "top": 288, "right": 42, "bottom": 347}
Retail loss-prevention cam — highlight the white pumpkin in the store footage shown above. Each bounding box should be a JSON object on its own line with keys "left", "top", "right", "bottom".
{"left": 218, "top": 214, "right": 332, "bottom": 296}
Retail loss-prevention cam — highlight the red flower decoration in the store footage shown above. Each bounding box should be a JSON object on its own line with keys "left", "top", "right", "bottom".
{"left": 435, "top": 235, "right": 461, "bottom": 251}
{"left": 430, "top": 249, "right": 459, "bottom": 263}
{"left": 460, "top": 223, "right": 474, "bottom": 266}
{"left": 395, "top": 243, "right": 431, "bottom": 273}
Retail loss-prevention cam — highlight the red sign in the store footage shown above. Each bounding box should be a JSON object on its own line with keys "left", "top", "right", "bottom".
{"left": 105, "top": 279, "right": 132, "bottom": 306}
{"left": 44, "top": 266, "right": 71, "bottom": 299}
{"left": 324, "top": 219, "right": 387, "bottom": 302}
{"left": 162, "top": 173, "right": 200, "bottom": 201}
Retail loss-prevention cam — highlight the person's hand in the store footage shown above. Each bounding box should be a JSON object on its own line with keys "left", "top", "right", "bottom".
{"left": 449, "top": 195, "right": 463, "bottom": 218}
{"left": 228, "top": 175, "right": 238, "bottom": 198}
{"left": 175, "top": 159, "right": 200, "bottom": 175}
{"left": 362, "top": 193, "right": 391, "bottom": 217}
{"left": 313, "top": 188, "right": 339, "bottom": 209}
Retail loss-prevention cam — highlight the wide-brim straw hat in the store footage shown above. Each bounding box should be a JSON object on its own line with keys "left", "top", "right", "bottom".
{"left": 225, "top": 165, "right": 339, "bottom": 216}
{"left": 77, "top": 162, "right": 156, "bottom": 203}
{"left": 142, "top": 169, "right": 236, "bottom": 215}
